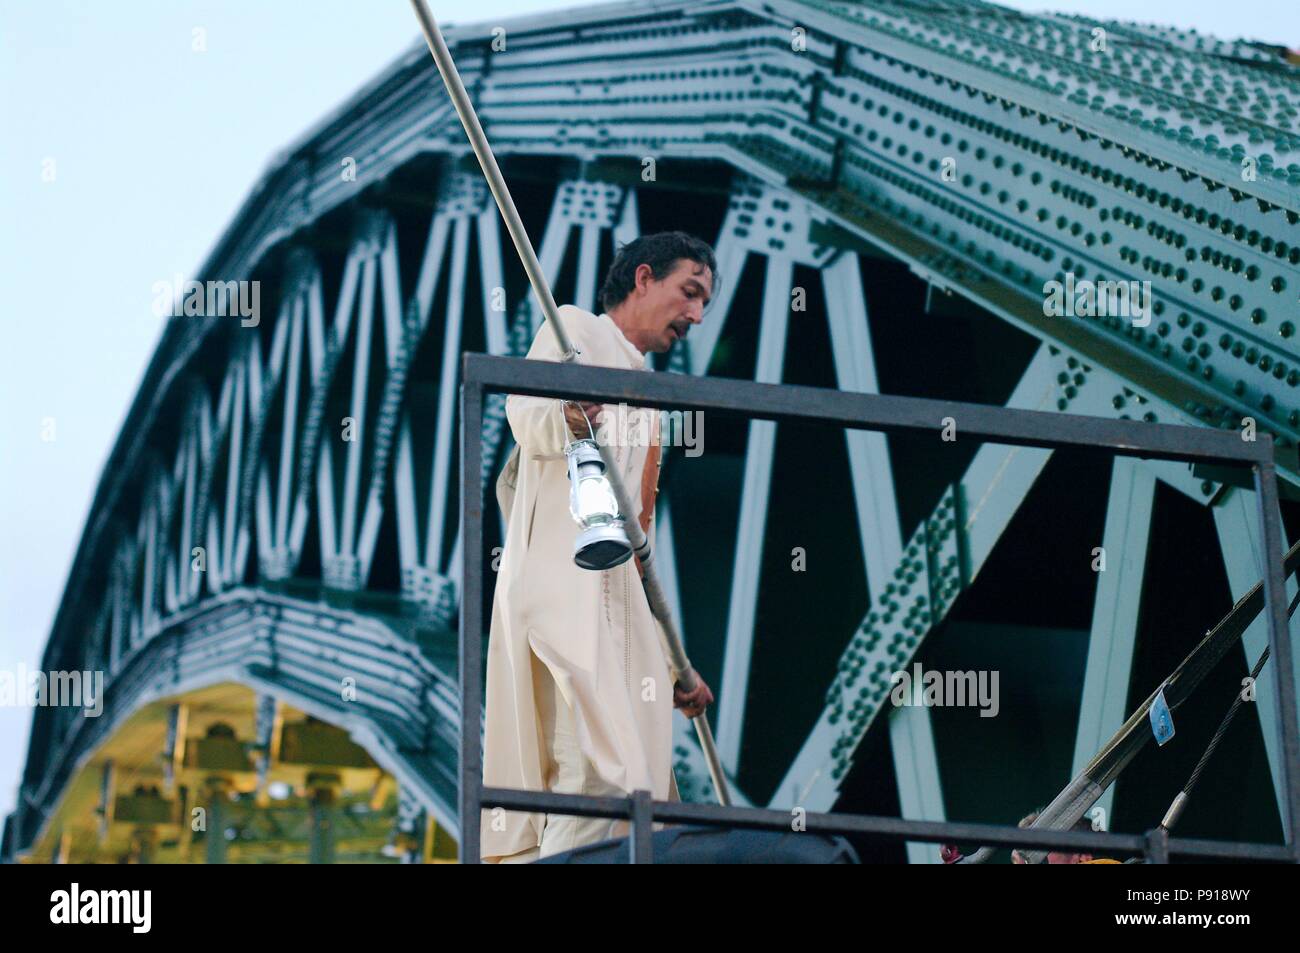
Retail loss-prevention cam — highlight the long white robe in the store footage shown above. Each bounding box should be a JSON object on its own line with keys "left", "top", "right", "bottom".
{"left": 480, "top": 304, "right": 679, "bottom": 860}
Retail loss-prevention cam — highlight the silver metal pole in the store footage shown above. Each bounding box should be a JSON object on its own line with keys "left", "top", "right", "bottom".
{"left": 409, "top": 0, "right": 731, "bottom": 806}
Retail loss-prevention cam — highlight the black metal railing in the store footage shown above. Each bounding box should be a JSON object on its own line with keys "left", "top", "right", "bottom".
{"left": 459, "top": 353, "right": 1300, "bottom": 864}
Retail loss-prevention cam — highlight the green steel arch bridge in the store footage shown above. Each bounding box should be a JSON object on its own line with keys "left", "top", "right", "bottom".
{"left": 7, "top": 0, "right": 1300, "bottom": 863}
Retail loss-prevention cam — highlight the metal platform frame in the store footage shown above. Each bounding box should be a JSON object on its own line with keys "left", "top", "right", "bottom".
{"left": 459, "top": 353, "right": 1300, "bottom": 864}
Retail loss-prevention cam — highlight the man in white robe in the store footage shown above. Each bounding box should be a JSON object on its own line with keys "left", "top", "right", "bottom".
{"left": 481, "top": 232, "right": 718, "bottom": 863}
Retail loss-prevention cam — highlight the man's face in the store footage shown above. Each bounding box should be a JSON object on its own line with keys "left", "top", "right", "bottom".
{"left": 633, "top": 258, "right": 714, "bottom": 353}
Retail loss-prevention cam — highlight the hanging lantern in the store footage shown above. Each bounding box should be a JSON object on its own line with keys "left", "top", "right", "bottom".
{"left": 564, "top": 436, "right": 632, "bottom": 570}
{"left": 563, "top": 401, "right": 633, "bottom": 571}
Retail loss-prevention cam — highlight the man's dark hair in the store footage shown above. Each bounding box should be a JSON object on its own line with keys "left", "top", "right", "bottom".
{"left": 599, "top": 231, "right": 719, "bottom": 314}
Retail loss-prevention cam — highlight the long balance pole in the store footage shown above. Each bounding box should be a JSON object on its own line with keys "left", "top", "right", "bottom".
{"left": 408, "top": 0, "right": 731, "bottom": 806}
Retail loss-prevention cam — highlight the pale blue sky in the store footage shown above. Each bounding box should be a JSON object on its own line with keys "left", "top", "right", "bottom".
{"left": 1, "top": 0, "right": 1294, "bottom": 827}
